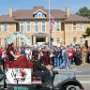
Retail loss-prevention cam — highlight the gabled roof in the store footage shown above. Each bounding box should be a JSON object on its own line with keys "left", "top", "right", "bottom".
{"left": 64, "top": 14, "right": 90, "bottom": 22}
{"left": 12, "top": 7, "right": 66, "bottom": 20}
{"left": 33, "top": 9, "right": 47, "bottom": 15}
{"left": 33, "top": 6, "right": 47, "bottom": 15}
{"left": 0, "top": 15, "right": 16, "bottom": 23}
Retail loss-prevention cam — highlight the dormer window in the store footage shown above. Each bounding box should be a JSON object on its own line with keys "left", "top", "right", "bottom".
{"left": 35, "top": 14, "right": 37, "bottom": 17}
{"left": 42, "top": 14, "right": 45, "bottom": 17}
{"left": 33, "top": 9, "right": 47, "bottom": 18}
{"left": 39, "top": 13, "right": 41, "bottom": 17}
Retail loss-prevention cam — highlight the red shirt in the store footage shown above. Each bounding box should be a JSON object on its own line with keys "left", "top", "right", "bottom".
{"left": 0, "top": 49, "right": 2, "bottom": 57}
{"left": 68, "top": 49, "right": 74, "bottom": 59}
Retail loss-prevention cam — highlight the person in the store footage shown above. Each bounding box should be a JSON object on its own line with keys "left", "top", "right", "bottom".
{"left": 53, "top": 47, "right": 61, "bottom": 67}
{"left": 81, "top": 44, "right": 88, "bottom": 63}
{"left": 60, "top": 46, "right": 71, "bottom": 69}
{"left": 86, "top": 47, "right": 90, "bottom": 63}
{"left": 15, "top": 47, "right": 21, "bottom": 55}
{"left": 0, "top": 67, "right": 6, "bottom": 82}
{"left": 0, "top": 47, "right": 2, "bottom": 58}
{"left": 32, "top": 50, "right": 53, "bottom": 87}
{"left": 8, "top": 43, "right": 20, "bottom": 58}
{"left": 74, "top": 47, "right": 82, "bottom": 66}
{"left": 5, "top": 43, "right": 33, "bottom": 68}
{"left": 0, "top": 47, "right": 4, "bottom": 65}
{"left": 25, "top": 46, "right": 32, "bottom": 59}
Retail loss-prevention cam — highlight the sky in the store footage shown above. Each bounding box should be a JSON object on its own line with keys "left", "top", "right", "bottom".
{"left": 0, "top": 0, "right": 90, "bottom": 15}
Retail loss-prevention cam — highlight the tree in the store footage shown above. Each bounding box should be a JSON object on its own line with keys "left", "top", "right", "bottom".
{"left": 82, "top": 27, "right": 90, "bottom": 38}
{"left": 76, "top": 7, "right": 90, "bottom": 18}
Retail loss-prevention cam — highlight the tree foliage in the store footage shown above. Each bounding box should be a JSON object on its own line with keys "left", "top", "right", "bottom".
{"left": 76, "top": 7, "right": 90, "bottom": 18}
{"left": 83, "top": 27, "right": 90, "bottom": 38}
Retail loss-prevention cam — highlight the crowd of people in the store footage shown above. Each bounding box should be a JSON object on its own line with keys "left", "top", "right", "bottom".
{"left": 0, "top": 42, "right": 90, "bottom": 87}
{"left": 0, "top": 43, "right": 90, "bottom": 68}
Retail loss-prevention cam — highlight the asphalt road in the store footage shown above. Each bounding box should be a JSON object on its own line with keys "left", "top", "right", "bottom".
{"left": 76, "top": 77, "right": 90, "bottom": 90}
{"left": 73, "top": 64, "right": 90, "bottom": 90}
{"left": 83, "top": 84, "right": 90, "bottom": 90}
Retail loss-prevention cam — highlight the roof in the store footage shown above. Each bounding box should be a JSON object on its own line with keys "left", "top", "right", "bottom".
{"left": 0, "top": 7, "right": 90, "bottom": 22}
{"left": 64, "top": 14, "right": 90, "bottom": 22}
{"left": 0, "top": 15, "right": 16, "bottom": 23}
{"left": 12, "top": 6, "right": 66, "bottom": 20}
{"left": 51, "top": 10, "right": 66, "bottom": 19}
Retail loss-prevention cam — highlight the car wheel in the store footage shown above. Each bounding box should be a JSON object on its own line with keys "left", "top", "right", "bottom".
{"left": 66, "top": 85, "right": 77, "bottom": 90}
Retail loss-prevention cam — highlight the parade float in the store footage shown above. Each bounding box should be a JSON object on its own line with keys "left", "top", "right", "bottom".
{"left": 4, "top": 32, "right": 32, "bottom": 90}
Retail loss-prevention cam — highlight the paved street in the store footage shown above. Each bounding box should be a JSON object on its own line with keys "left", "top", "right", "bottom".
{"left": 72, "top": 64, "right": 90, "bottom": 90}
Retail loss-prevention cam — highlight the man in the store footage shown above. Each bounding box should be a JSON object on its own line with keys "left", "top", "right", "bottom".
{"left": 32, "top": 50, "right": 53, "bottom": 87}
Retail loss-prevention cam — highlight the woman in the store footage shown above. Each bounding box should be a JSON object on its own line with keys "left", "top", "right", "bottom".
{"left": 5, "top": 43, "right": 33, "bottom": 68}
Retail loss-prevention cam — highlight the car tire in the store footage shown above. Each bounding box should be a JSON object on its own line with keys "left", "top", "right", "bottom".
{"left": 66, "top": 85, "right": 77, "bottom": 90}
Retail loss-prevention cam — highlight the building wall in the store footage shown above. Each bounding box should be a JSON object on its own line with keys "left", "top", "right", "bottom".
{"left": 65, "top": 22, "right": 90, "bottom": 45}
{"left": 0, "top": 23, "right": 16, "bottom": 46}
{"left": 0, "top": 20, "right": 90, "bottom": 47}
{"left": 18, "top": 20, "right": 63, "bottom": 46}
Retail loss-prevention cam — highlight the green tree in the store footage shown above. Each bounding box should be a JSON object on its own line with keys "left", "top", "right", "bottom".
{"left": 82, "top": 27, "right": 90, "bottom": 38}
{"left": 76, "top": 7, "right": 90, "bottom": 18}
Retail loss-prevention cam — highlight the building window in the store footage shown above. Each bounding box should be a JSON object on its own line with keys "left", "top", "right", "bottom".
{"left": 4, "top": 38, "right": 6, "bottom": 45}
{"left": 73, "top": 37, "right": 77, "bottom": 44}
{"left": 20, "top": 21, "right": 24, "bottom": 32}
{"left": 73, "top": 23, "right": 76, "bottom": 30}
{"left": 27, "top": 21, "right": 30, "bottom": 32}
{"left": 0, "top": 25, "right": 1, "bottom": 31}
{"left": 56, "top": 20, "right": 60, "bottom": 31}
{"left": 80, "top": 23, "right": 84, "bottom": 30}
{"left": 35, "top": 21, "right": 38, "bottom": 32}
{"left": 0, "top": 38, "right": 1, "bottom": 46}
{"left": 3, "top": 24, "right": 8, "bottom": 31}
{"left": 42, "top": 14, "right": 45, "bottom": 17}
{"left": 51, "top": 38, "right": 54, "bottom": 42}
{"left": 80, "top": 37, "right": 83, "bottom": 44}
{"left": 42, "top": 21, "right": 45, "bottom": 32}
{"left": 50, "top": 22, "right": 54, "bottom": 32}
{"left": 35, "top": 14, "right": 37, "bottom": 17}
{"left": 39, "top": 14, "right": 41, "bottom": 17}
{"left": 57, "top": 38, "right": 60, "bottom": 44}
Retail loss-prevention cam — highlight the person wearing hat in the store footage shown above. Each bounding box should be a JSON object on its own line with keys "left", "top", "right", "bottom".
{"left": 6, "top": 43, "right": 33, "bottom": 68}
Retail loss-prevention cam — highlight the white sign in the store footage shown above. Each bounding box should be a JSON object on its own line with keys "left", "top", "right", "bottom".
{"left": 5, "top": 68, "right": 31, "bottom": 85}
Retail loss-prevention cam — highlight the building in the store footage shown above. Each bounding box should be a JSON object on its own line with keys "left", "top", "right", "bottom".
{"left": 0, "top": 6, "right": 90, "bottom": 47}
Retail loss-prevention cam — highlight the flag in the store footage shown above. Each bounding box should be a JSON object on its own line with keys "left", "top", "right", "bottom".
{"left": 50, "top": 14, "right": 54, "bottom": 33}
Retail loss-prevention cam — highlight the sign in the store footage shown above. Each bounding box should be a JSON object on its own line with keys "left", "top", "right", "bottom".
{"left": 5, "top": 68, "right": 31, "bottom": 85}
{"left": 14, "top": 86, "right": 29, "bottom": 90}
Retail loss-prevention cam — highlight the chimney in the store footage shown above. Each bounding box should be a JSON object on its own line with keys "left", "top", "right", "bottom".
{"left": 66, "top": 7, "right": 70, "bottom": 17}
{"left": 9, "top": 8, "right": 13, "bottom": 17}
